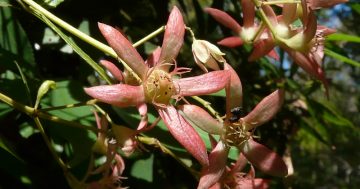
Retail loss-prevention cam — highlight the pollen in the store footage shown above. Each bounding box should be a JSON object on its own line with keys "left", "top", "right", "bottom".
{"left": 222, "top": 120, "right": 251, "bottom": 147}
{"left": 143, "top": 69, "right": 175, "bottom": 105}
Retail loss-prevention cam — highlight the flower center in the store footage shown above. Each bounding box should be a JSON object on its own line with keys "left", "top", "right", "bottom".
{"left": 144, "top": 69, "right": 175, "bottom": 105}
{"left": 222, "top": 120, "right": 251, "bottom": 147}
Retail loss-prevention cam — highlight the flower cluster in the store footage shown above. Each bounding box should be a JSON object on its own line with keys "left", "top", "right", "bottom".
{"left": 83, "top": 1, "right": 346, "bottom": 188}
{"left": 205, "top": 0, "right": 347, "bottom": 91}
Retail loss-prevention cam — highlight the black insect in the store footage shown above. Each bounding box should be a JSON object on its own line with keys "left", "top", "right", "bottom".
{"left": 229, "top": 107, "right": 244, "bottom": 123}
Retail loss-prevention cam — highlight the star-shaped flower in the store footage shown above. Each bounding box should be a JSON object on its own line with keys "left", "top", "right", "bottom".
{"left": 84, "top": 6, "right": 231, "bottom": 166}
{"left": 180, "top": 63, "right": 287, "bottom": 188}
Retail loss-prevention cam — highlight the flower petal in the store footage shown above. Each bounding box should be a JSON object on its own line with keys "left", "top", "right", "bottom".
{"left": 112, "top": 124, "right": 137, "bottom": 156}
{"left": 224, "top": 63, "right": 243, "bottom": 114}
{"left": 248, "top": 38, "right": 276, "bottom": 61}
{"left": 217, "top": 36, "right": 243, "bottom": 48}
{"left": 281, "top": 4, "right": 298, "bottom": 25}
{"left": 158, "top": 6, "right": 185, "bottom": 68}
{"left": 145, "top": 46, "right": 161, "bottom": 67}
{"left": 100, "top": 59, "right": 124, "bottom": 82}
{"left": 241, "top": 0, "right": 256, "bottom": 28}
{"left": 303, "top": 10, "right": 317, "bottom": 44}
{"left": 84, "top": 84, "right": 145, "bottom": 107}
{"left": 198, "top": 141, "right": 229, "bottom": 189}
{"left": 204, "top": 8, "right": 242, "bottom": 33}
{"left": 242, "top": 89, "right": 284, "bottom": 130}
{"left": 158, "top": 106, "right": 209, "bottom": 166}
{"left": 174, "top": 70, "right": 230, "bottom": 96}
{"left": 179, "top": 104, "right": 223, "bottom": 135}
{"left": 236, "top": 178, "right": 270, "bottom": 189}
{"left": 98, "top": 23, "right": 148, "bottom": 79}
{"left": 241, "top": 139, "right": 288, "bottom": 177}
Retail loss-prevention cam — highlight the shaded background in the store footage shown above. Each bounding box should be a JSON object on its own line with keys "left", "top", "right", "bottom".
{"left": 1, "top": 0, "right": 360, "bottom": 188}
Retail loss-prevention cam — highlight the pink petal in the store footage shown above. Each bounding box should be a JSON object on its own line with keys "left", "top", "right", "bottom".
{"left": 84, "top": 84, "right": 145, "bottom": 107}
{"left": 217, "top": 37, "right": 244, "bottom": 48}
{"left": 241, "top": 139, "right": 288, "bottom": 177}
{"left": 241, "top": 0, "right": 255, "bottom": 28}
{"left": 286, "top": 49, "right": 327, "bottom": 83}
{"left": 98, "top": 23, "right": 148, "bottom": 80}
{"left": 281, "top": 4, "right": 298, "bottom": 25}
{"left": 100, "top": 59, "right": 124, "bottom": 82}
{"left": 158, "top": 106, "right": 209, "bottom": 166}
{"left": 204, "top": 8, "right": 242, "bottom": 33}
{"left": 242, "top": 89, "right": 284, "bottom": 131}
{"left": 198, "top": 141, "right": 229, "bottom": 189}
{"left": 179, "top": 105, "right": 223, "bottom": 135}
{"left": 228, "top": 153, "right": 247, "bottom": 176}
{"left": 112, "top": 124, "right": 137, "bottom": 156}
{"left": 262, "top": 5, "right": 278, "bottom": 26}
{"left": 174, "top": 70, "right": 230, "bottom": 96}
{"left": 248, "top": 37, "right": 276, "bottom": 61}
{"left": 158, "top": 6, "right": 185, "bottom": 69}
{"left": 236, "top": 178, "right": 270, "bottom": 189}
{"left": 224, "top": 63, "right": 243, "bottom": 114}
{"left": 145, "top": 46, "right": 161, "bottom": 67}
{"left": 303, "top": 10, "right": 317, "bottom": 44}
{"left": 136, "top": 103, "right": 148, "bottom": 131}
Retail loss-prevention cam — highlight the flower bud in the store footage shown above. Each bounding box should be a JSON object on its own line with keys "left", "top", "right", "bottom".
{"left": 192, "top": 40, "right": 225, "bottom": 72}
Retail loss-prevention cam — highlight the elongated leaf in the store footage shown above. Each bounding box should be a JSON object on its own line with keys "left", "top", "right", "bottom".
{"left": 326, "top": 33, "right": 360, "bottom": 43}
{"left": 324, "top": 48, "right": 360, "bottom": 67}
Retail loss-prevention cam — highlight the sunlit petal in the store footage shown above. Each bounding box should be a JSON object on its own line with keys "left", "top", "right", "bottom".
{"left": 84, "top": 84, "right": 145, "bottom": 107}
{"left": 158, "top": 106, "right": 209, "bottom": 166}
{"left": 179, "top": 104, "right": 223, "bottom": 135}
{"left": 198, "top": 141, "right": 229, "bottom": 189}
{"left": 158, "top": 6, "right": 185, "bottom": 69}
{"left": 242, "top": 89, "right": 284, "bottom": 130}
{"left": 241, "top": 139, "right": 288, "bottom": 177}
{"left": 174, "top": 70, "right": 230, "bottom": 96}
{"left": 204, "top": 8, "right": 242, "bottom": 33}
{"left": 98, "top": 23, "right": 148, "bottom": 79}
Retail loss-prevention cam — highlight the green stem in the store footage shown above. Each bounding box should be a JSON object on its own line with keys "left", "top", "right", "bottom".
{"left": 185, "top": 26, "right": 196, "bottom": 41}
{"left": 14, "top": 61, "right": 33, "bottom": 106}
{"left": 21, "top": 0, "right": 166, "bottom": 84}
{"left": 191, "top": 96, "right": 223, "bottom": 123}
{"left": 262, "top": 0, "right": 300, "bottom": 5}
{"left": 0, "top": 92, "right": 100, "bottom": 133}
{"left": 0, "top": 92, "right": 34, "bottom": 116}
{"left": 133, "top": 26, "right": 165, "bottom": 48}
{"left": 21, "top": 0, "right": 116, "bottom": 57}
{"left": 40, "top": 99, "right": 97, "bottom": 112}
{"left": 33, "top": 117, "right": 68, "bottom": 171}
{"left": 21, "top": 0, "right": 140, "bottom": 82}
{"left": 138, "top": 136, "right": 198, "bottom": 178}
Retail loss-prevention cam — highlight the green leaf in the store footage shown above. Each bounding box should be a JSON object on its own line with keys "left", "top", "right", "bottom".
{"left": 130, "top": 154, "right": 154, "bottom": 182}
{"left": 206, "top": 89, "right": 226, "bottom": 97}
{"left": 326, "top": 33, "right": 360, "bottom": 43}
{"left": 41, "top": 80, "right": 97, "bottom": 166}
{"left": 0, "top": 135, "right": 23, "bottom": 161}
{"left": 0, "top": 3, "right": 37, "bottom": 77}
{"left": 36, "top": 14, "right": 113, "bottom": 84}
{"left": 324, "top": 48, "right": 360, "bottom": 67}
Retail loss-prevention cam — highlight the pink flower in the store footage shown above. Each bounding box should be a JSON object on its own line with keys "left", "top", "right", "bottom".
{"left": 88, "top": 112, "right": 127, "bottom": 189}
{"left": 267, "top": 3, "right": 335, "bottom": 90}
{"left": 204, "top": 0, "right": 279, "bottom": 60}
{"left": 180, "top": 63, "right": 287, "bottom": 188}
{"left": 84, "top": 6, "right": 231, "bottom": 166}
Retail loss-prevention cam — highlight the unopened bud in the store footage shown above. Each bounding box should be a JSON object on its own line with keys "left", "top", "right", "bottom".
{"left": 192, "top": 40, "right": 225, "bottom": 72}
